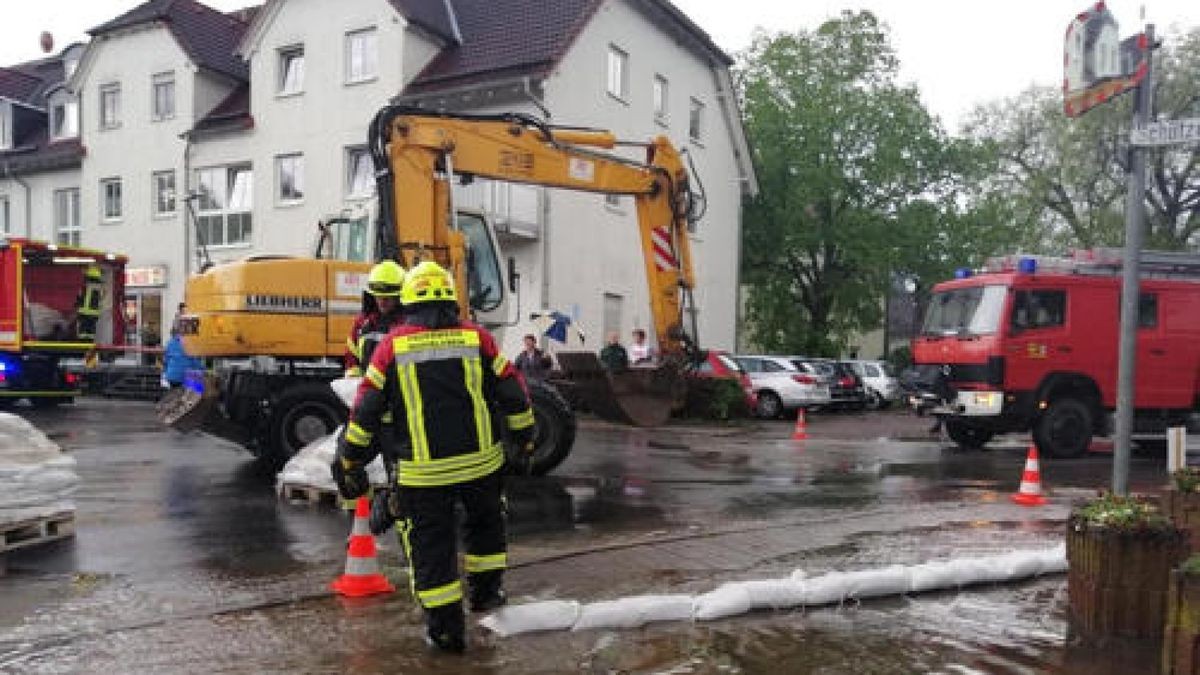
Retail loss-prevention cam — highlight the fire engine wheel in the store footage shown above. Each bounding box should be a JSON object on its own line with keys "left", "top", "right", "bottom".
{"left": 1034, "top": 397, "right": 1093, "bottom": 459}
{"left": 268, "top": 384, "right": 349, "bottom": 467}
{"left": 944, "top": 419, "right": 993, "bottom": 450}
{"left": 510, "top": 380, "right": 576, "bottom": 477}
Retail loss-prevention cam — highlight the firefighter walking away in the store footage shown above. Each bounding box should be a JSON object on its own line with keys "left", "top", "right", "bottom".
{"left": 333, "top": 261, "right": 536, "bottom": 653}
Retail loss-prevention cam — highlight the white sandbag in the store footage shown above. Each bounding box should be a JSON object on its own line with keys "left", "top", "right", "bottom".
{"left": 1034, "top": 543, "right": 1068, "bottom": 574}
{"left": 908, "top": 561, "right": 957, "bottom": 593}
{"left": 479, "top": 600, "right": 581, "bottom": 637}
{"left": 801, "top": 573, "right": 854, "bottom": 606}
{"left": 841, "top": 565, "right": 912, "bottom": 599}
{"left": 993, "top": 550, "right": 1044, "bottom": 580}
{"left": 693, "top": 583, "right": 754, "bottom": 620}
{"left": 739, "top": 578, "right": 809, "bottom": 610}
{"left": 276, "top": 426, "right": 389, "bottom": 493}
{"left": 330, "top": 377, "right": 362, "bottom": 408}
{"left": 0, "top": 412, "right": 78, "bottom": 524}
{"left": 572, "top": 595, "right": 694, "bottom": 631}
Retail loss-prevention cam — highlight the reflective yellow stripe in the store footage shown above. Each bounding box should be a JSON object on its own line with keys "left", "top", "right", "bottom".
{"left": 491, "top": 355, "right": 510, "bottom": 377}
{"left": 398, "top": 445, "right": 504, "bottom": 487}
{"left": 345, "top": 366, "right": 363, "bottom": 378}
{"left": 506, "top": 408, "right": 534, "bottom": 430}
{"left": 398, "top": 519, "right": 418, "bottom": 600}
{"left": 396, "top": 361, "right": 430, "bottom": 462}
{"left": 365, "top": 364, "right": 386, "bottom": 389}
{"left": 345, "top": 421, "right": 372, "bottom": 446}
{"left": 417, "top": 580, "right": 463, "bottom": 608}
{"left": 464, "top": 552, "right": 507, "bottom": 573}
{"left": 345, "top": 336, "right": 358, "bottom": 352}
{"left": 463, "top": 355, "right": 492, "bottom": 449}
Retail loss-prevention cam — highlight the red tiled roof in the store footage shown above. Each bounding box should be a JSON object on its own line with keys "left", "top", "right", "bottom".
{"left": 90, "top": 0, "right": 251, "bottom": 81}
{"left": 404, "top": 0, "right": 602, "bottom": 95}
{"left": 0, "top": 67, "right": 48, "bottom": 106}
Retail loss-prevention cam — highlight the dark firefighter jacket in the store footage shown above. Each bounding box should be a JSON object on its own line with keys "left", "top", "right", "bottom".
{"left": 343, "top": 321, "right": 533, "bottom": 487}
{"left": 344, "top": 310, "right": 402, "bottom": 377}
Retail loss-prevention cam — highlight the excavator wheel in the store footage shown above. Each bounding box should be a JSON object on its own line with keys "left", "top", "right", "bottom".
{"left": 267, "top": 384, "right": 348, "bottom": 468}
{"left": 510, "top": 380, "right": 577, "bottom": 476}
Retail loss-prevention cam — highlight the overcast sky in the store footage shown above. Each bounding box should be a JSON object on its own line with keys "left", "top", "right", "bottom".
{"left": 3, "top": 0, "right": 1199, "bottom": 132}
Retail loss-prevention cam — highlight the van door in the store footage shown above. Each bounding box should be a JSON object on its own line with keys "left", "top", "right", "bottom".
{"left": 1132, "top": 291, "right": 1179, "bottom": 408}
{"left": 1007, "top": 287, "right": 1073, "bottom": 390}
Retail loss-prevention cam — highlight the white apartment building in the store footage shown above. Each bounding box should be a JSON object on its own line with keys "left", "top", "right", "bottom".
{"left": 0, "top": 0, "right": 756, "bottom": 356}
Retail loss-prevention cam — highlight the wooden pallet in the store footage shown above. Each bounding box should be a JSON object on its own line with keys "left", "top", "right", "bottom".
{"left": 278, "top": 483, "right": 343, "bottom": 509}
{"left": 1, "top": 511, "right": 75, "bottom": 553}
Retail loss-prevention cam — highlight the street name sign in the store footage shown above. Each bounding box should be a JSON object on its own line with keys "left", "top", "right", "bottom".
{"left": 1130, "top": 118, "right": 1200, "bottom": 147}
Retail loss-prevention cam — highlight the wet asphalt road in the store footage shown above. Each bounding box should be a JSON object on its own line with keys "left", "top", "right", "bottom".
{"left": 0, "top": 399, "right": 1173, "bottom": 674}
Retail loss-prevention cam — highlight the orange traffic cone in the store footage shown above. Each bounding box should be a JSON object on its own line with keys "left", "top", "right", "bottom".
{"left": 792, "top": 408, "right": 809, "bottom": 440}
{"left": 1010, "top": 445, "right": 1048, "bottom": 507}
{"left": 331, "top": 496, "right": 395, "bottom": 597}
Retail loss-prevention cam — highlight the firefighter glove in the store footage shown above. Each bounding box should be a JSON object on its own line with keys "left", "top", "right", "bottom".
{"left": 331, "top": 455, "right": 369, "bottom": 501}
{"left": 369, "top": 487, "right": 401, "bottom": 535}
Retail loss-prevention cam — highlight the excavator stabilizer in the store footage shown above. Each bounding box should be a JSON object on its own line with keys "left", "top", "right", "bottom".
{"left": 551, "top": 351, "right": 684, "bottom": 427}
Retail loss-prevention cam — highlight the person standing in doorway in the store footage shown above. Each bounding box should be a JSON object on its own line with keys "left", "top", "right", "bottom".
{"left": 514, "top": 334, "right": 552, "bottom": 381}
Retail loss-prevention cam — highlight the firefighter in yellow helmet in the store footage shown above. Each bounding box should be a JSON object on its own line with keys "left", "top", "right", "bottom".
{"left": 76, "top": 265, "right": 104, "bottom": 342}
{"left": 344, "top": 260, "right": 406, "bottom": 377}
{"left": 334, "top": 260, "right": 535, "bottom": 653}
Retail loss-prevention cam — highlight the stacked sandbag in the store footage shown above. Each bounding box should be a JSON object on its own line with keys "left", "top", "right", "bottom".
{"left": 0, "top": 412, "right": 79, "bottom": 526}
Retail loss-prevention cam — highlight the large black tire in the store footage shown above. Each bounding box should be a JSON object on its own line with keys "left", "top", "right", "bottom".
{"left": 1034, "top": 397, "right": 1093, "bottom": 459}
{"left": 267, "top": 384, "right": 348, "bottom": 468}
{"left": 756, "top": 391, "right": 783, "bottom": 419}
{"left": 945, "top": 418, "right": 994, "bottom": 450}
{"left": 511, "top": 380, "right": 576, "bottom": 477}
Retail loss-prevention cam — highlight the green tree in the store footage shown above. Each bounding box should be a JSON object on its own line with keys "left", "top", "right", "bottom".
{"left": 739, "top": 12, "right": 1013, "bottom": 355}
{"left": 964, "top": 27, "right": 1200, "bottom": 251}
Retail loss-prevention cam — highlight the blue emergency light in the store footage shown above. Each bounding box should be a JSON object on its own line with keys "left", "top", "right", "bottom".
{"left": 1017, "top": 257, "right": 1038, "bottom": 274}
{"left": 954, "top": 267, "right": 973, "bottom": 279}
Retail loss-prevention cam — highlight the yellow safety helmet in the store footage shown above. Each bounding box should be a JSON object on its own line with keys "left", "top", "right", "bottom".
{"left": 366, "top": 260, "right": 405, "bottom": 297}
{"left": 401, "top": 261, "right": 457, "bottom": 306}
{"left": 85, "top": 266, "right": 103, "bottom": 282}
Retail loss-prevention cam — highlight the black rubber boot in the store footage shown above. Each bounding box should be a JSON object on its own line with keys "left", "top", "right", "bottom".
{"left": 424, "top": 603, "right": 466, "bottom": 654}
{"left": 469, "top": 589, "right": 507, "bottom": 613}
{"left": 468, "top": 571, "right": 506, "bottom": 612}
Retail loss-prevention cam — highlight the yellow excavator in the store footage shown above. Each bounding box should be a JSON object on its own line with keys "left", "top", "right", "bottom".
{"left": 163, "top": 108, "right": 704, "bottom": 473}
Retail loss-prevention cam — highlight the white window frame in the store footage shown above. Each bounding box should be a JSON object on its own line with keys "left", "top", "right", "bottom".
{"left": 345, "top": 28, "right": 379, "bottom": 84}
{"left": 278, "top": 45, "right": 305, "bottom": 96}
{"left": 100, "top": 178, "right": 122, "bottom": 222}
{"left": 100, "top": 83, "right": 120, "bottom": 130}
{"left": 0, "top": 103, "right": 12, "bottom": 150}
{"left": 688, "top": 97, "right": 704, "bottom": 143}
{"left": 346, "top": 146, "right": 374, "bottom": 199}
{"left": 607, "top": 45, "right": 628, "bottom": 101}
{"left": 195, "top": 164, "right": 253, "bottom": 247}
{"left": 152, "top": 72, "right": 175, "bottom": 121}
{"left": 50, "top": 97, "right": 79, "bottom": 140}
{"left": 54, "top": 188, "right": 81, "bottom": 246}
{"left": 653, "top": 74, "right": 668, "bottom": 123}
{"left": 275, "top": 153, "right": 305, "bottom": 204}
{"left": 153, "top": 170, "right": 176, "bottom": 217}
{"left": 0, "top": 195, "right": 9, "bottom": 234}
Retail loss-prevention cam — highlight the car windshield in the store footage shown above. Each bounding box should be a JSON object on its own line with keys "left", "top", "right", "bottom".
{"left": 921, "top": 284, "right": 1007, "bottom": 337}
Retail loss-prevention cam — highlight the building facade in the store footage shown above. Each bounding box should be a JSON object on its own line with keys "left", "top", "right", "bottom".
{"left": 1, "top": 0, "right": 756, "bottom": 357}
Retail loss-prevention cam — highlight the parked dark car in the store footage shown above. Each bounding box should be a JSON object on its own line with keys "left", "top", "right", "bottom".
{"left": 791, "top": 358, "right": 867, "bottom": 411}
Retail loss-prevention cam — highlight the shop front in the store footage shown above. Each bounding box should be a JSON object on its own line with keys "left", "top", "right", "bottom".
{"left": 123, "top": 265, "right": 167, "bottom": 353}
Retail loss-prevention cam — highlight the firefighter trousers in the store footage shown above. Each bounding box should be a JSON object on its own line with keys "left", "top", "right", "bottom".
{"left": 396, "top": 472, "right": 507, "bottom": 631}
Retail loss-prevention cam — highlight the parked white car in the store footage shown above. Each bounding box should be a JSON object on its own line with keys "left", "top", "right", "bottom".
{"left": 732, "top": 355, "right": 833, "bottom": 419}
{"left": 847, "top": 360, "right": 901, "bottom": 410}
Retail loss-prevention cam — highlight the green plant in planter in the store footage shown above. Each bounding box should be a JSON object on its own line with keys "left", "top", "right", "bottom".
{"left": 1073, "top": 493, "right": 1173, "bottom": 534}
{"left": 1173, "top": 467, "right": 1200, "bottom": 494}
{"left": 1181, "top": 553, "right": 1200, "bottom": 576}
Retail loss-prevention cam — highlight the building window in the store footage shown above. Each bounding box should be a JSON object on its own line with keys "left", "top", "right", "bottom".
{"left": 54, "top": 188, "right": 81, "bottom": 246}
{"left": 152, "top": 72, "right": 175, "bottom": 121}
{"left": 604, "top": 194, "right": 621, "bottom": 208}
{"left": 153, "top": 170, "right": 176, "bottom": 216}
{"left": 607, "top": 45, "right": 628, "bottom": 100}
{"left": 688, "top": 97, "right": 704, "bottom": 142}
{"left": 278, "top": 46, "right": 304, "bottom": 95}
{"left": 100, "top": 83, "right": 120, "bottom": 129}
{"left": 101, "top": 178, "right": 123, "bottom": 221}
{"left": 196, "top": 165, "right": 253, "bottom": 246}
{"left": 0, "top": 103, "right": 11, "bottom": 149}
{"left": 276, "top": 153, "right": 304, "bottom": 203}
{"left": 653, "top": 74, "right": 668, "bottom": 121}
{"left": 346, "top": 146, "right": 374, "bottom": 198}
{"left": 0, "top": 196, "right": 9, "bottom": 234}
{"left": 345, "top": 28, "right": 378, "bottom": 84}
{"left": 51, "top": 98, "right": 79, "bottom": 139}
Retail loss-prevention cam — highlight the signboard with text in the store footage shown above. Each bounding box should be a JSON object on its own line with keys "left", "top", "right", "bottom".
{"left": 1130, "top": 118, "right": 1200, "bottom": 147}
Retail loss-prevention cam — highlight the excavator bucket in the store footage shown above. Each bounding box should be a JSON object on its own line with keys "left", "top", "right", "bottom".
{"left": 551, "top": 351, "right": 684, "bottom": 427}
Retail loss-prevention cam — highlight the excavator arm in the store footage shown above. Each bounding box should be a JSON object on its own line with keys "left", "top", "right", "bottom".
{"left": 368, "top": 108, "right": 700, "bottom": 361}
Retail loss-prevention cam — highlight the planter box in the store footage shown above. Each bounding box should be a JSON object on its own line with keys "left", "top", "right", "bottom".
{"left": 1163, "top": 570, "right": 1200, "bottom": 674}
{"left": 1067, "top": 517, "right": 1187, "bottom": 640}
{"left": 1163, "top": 489, "right": 1200, "bottom": 554}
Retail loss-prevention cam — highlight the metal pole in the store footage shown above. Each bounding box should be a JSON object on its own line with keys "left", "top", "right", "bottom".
{"left": 1113, "top": 24, "right": 1155, "bottom": 495}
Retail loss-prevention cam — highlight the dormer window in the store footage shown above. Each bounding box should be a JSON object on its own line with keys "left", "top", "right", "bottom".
{"left": 50, "top": 96, "right": 79, "bottom": 140}
{"left": 0, "top": 103, "right": 11, "bottom": 150}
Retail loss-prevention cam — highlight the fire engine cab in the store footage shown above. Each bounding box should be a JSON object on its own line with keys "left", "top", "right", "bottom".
{"left": 0, "top": 238, "right": 126, "bottom": 408}
{"left": 912, "top": 248, "right": 1200, "bottom": 458}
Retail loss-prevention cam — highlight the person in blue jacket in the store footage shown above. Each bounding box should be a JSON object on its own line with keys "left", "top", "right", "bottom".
{"left": 162, "top": 327, "right": 203, "bottom": 389}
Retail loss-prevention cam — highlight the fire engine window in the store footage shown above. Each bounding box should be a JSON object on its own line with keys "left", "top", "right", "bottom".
{"left": 1117, "top": 293, "right": 1157, "bottom": 329}
{"left": 1011, "top": 290, "right": 1066, "bottom": 330}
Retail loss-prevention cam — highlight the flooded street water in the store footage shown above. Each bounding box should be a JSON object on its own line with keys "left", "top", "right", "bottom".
{"left": 0, "top": 400, "right": 1170, "bottom": 673}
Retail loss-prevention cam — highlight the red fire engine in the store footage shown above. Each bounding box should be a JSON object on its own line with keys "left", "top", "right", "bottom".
{"left": 912, "top": 248, "right": 1200, "bottom": 458}
{"left": 0, "top": 238, "right": 127, "bottom": 407}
